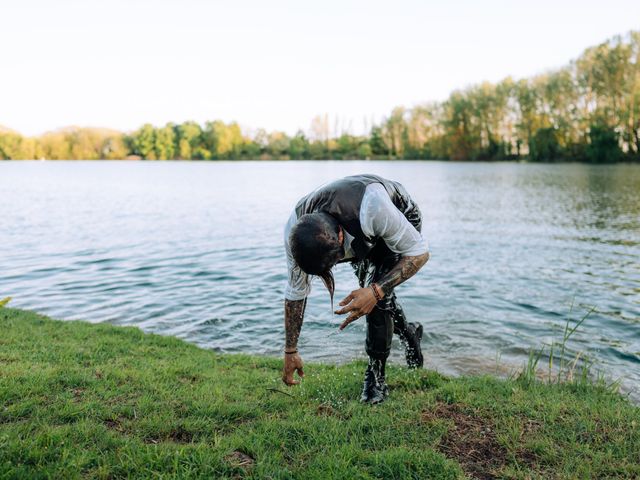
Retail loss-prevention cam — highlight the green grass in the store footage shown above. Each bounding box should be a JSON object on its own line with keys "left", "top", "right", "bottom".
{"left": 1, "top": 308, "right": 639, "bottom": 479}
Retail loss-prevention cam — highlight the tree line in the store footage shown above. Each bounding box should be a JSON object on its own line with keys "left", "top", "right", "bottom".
{"left": 1, "top": 31, "right": 639, "bottom": 162}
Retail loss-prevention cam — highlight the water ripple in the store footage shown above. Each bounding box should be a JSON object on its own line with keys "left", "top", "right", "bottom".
{"left": 0, "top": 161, "right": 639, "bottom": 402}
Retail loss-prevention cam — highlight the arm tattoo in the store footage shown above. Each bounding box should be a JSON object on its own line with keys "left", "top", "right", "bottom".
{"left": 377, "top": 252, "right": 430, "bottom": 297}
{"left": 284, "top": 298, "right": 307, "bottom": 349}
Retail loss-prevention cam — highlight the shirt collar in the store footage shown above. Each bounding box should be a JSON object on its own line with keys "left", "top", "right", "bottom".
{"left": 342, "top": 231, "right": 355, "bottom": 260}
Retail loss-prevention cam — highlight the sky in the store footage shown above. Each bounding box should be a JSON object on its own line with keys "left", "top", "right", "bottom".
{"left": 2, "top": 0, "right": 640, "bottom": 136}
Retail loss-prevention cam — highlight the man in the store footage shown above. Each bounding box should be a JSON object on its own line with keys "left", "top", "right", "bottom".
{"left": 282, "top": 174, "right": 430, "bottom": 404}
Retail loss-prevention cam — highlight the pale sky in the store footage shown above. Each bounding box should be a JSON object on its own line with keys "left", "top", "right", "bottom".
{"left": 2, "top": 0, "right": 639, "bottom": 136}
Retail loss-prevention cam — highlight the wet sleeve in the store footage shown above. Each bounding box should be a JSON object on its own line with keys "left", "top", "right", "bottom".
{"left": 284, "top": 210, "right": 312, "bottom": 300}
{"left": 360, "top": 183, "right": 428, "bottom": 256}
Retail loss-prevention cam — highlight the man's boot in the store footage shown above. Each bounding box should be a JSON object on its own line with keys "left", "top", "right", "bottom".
{"left": 401, "top": 322, "right": 424, "bottom": 369}
{"left": 360, "top": 358, "right": 388, "bottom": 404}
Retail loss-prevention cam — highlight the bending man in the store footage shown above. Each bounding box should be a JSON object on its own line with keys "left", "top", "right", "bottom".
{"left": 282, "top": 174, "right": 430, "bottom": 404}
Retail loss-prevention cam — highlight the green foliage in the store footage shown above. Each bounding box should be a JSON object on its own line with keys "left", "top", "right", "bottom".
{"left": 369, "top": 126, "right": 389, "bottom": 157}
{"left": 0, "top": 130, "right": 36, "bottom": 160}
{"left": 357, "top": 142, "right": 372, "bottom": 159}
{"left": 1, "top": 308, "right": 639, "bottom": 479}
{"left": 265, "top": 132, "right": 290, "bottom": 159}
{"left": 175, "top": 121, "right": 203, "bottom": 160}
{"left": 530, "top": 128, "right": 561, "bottom": 161}
{"left": 129, "top": 124, "right": 156, "bottom": 159}
{"left": 1, "top": 32, "right": 639, "bottom": 162}
{"left": 202, "top": 121, "right": 244, "bottom": 159}
{"left": 154, "top": 124, "right": 176, "bottom": 160}
{"left": 288, "top": 131, "right": 310, "bottom": 160}
{"left": 587, "top": 124, "right": 623, "bottom": 163}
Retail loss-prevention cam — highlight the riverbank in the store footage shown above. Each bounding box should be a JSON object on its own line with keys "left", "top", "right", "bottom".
{"left": 1, "top": 308, "right": 639, "bottom": 479}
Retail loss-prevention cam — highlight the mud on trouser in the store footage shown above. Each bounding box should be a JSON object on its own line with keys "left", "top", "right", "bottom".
{"left": 351, "top": 205, "right": 422, "bottom": 360}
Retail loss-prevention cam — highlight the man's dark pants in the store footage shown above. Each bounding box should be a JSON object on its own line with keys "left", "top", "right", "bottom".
{"left": 352, "top": 206, "right": 423, "bottom": 361}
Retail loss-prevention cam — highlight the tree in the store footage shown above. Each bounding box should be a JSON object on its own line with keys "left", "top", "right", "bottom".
{"left": 289, "top": 131, "right": 309, "bottom": 159}
{"left": 154, "top": 124, "right": 176, "bottom": 160}
{"left": 369, "top": 126, "right": 389, "bottom": 157}
{"left": 203, "top": 121, "right": 244, "bottom": 159}
{"left": 129, "top": 124, "right": 156, "bottom": 159}
{"left": 175, "top": 121, "right": 202, "bottom": 159}
{"left": 587, "top": 124, "right": 622, "bottom": 163}
{"left": 266, "top": 132, "right": 290, "bottom": 159}
{"left": 530, "top": 128, "right": 560, "bottom": 161}
{"left": 381, "top": 107, "right": 407, "bottom": 158}
{"left": 0, "top": 130, "right": 35, "bottom": 159}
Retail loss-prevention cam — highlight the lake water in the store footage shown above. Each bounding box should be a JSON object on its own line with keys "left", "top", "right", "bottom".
{"left": 1, "top": 161, "right": 639, "bottom": 400}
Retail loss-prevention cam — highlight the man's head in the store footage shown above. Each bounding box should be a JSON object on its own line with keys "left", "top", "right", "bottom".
{"left": 289, "top": 212, "right": 344, "bottom": 299}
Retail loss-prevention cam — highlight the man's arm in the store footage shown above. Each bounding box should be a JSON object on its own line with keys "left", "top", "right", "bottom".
{"left": 284, "top": 298, "right": 306, "bottom": 350}
{"left": 376, "top": 251, "right": 430, "bottom": 297}
{"left": 334, "top": 252, "right": 429, "bottom": 329}
{"left": 282, "top": 298, "right": 306, "bottom": 385}
{"left": 283, "top": 211, "right": 310, "bottom": 385}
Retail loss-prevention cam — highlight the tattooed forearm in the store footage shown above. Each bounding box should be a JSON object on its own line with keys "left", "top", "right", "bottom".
{"left": 284, "top": 298, "right": 307, "bottom": 349}
{"left": 377, "top": 252, "right": 430, "bottom": 296}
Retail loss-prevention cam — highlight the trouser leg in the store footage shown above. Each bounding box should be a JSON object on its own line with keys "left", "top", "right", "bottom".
{"left": 354, "top": 202, "right": 423, "bottom": 364}
{"left": 365, "top": 288, "right": 415, "bottom": 360}
{"left": 364, "top": 247, "right": 401, "bottom": 361}
{"left": 357, "top": 200, "right": 424, "bottom": 402}
{"left": 360, "top": 244, "right": 424, "bottom": 368}
{"left": 390, "top": 295, "right": 410, "bottom": 337}
{"left": 365, "top": 302, "right": 394, "bottom": 360}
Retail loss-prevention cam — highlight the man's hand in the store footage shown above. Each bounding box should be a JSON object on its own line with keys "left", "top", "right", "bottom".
{"left": 334, "top": 286, "right": 380, "bottom": 330}
{"left": 282, "top": 352, "right": 304, "bottom": 385}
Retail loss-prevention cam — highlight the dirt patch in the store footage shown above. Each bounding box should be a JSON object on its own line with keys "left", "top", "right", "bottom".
{"left": 315, "top": 402, "right": 352, "bottom": 420}
{"left": 422, "top": 403, "right": 507, "bottom": 480}
{"left": 142, "top": 426, "right": 195, "bottom": 444}
{"left": 316, "top": 403, "right": 336, "bottom": 416}
{"left": 106, "top": 421, "right": 195, "bottom": 444}
{"left": 104, "top": 417, "right": 125, "bottom": 432}
{"left": 316, "top": 403, "right": 337, "bottom": 416}
{"left": 71, "top": 387, "right": 84, "bottom": 401}
{"left": 225, "top": 450, "right": 255, "bottom": 469}
{"left": 178, "top": 374, "right": 200, "bottom": 384}
{"left": 168, "top": 426, "right": 195, "bottom": 443}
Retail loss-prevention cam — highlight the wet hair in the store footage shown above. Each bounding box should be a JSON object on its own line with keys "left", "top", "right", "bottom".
{"left": 289, "top": 212, "right": 344, "bottom": 303}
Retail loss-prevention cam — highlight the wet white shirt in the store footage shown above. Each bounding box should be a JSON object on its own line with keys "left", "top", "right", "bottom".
{"left": 284, "top": 183, "right": 428, "bottom": 300}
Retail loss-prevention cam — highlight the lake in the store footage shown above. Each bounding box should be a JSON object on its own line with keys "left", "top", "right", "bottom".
{"left": 1, "top": 161, "right": 639, "bottom": 400}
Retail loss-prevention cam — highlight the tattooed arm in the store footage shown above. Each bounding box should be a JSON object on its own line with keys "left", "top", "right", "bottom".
{"left": 284, "top": 298, "right": 306, "bottom": 350}
{"left": 334, "top": 251, "right": 430, "bottom": 330}
{"left": 282, "top": 298, "right": 307, "bottom": 385}
{"left": 283, "top": 209, "right": 311, "bottom": 385}
{"left": 376, "top": 251, "right": 430, "bottom": 297}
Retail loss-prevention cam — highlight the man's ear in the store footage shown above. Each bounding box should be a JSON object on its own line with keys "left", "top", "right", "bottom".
{"left": 338, "top": 226, "right": 344, "bottom": 245}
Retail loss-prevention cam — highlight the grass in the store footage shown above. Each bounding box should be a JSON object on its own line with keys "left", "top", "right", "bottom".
{"left": 1, "top": 307, "right": 639, "bottom": 479}
{"left": 517, "top": 305, "right": 605, "bottom": 388}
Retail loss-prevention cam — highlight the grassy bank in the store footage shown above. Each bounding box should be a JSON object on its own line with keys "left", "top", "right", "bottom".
{"left": 1, "top": 308, "right": 639, "bottom": 479}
